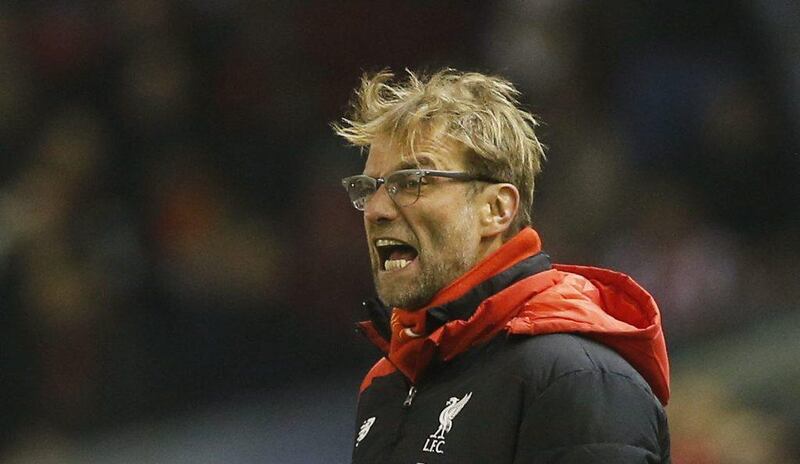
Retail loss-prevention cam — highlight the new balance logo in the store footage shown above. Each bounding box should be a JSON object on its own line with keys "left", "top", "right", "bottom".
{"left": 356, "top": 417, "right": 376, "bottom": 447}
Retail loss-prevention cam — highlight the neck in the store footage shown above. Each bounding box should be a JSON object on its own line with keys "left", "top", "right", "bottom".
{"left": 476, "top": 233, "right": 507, "bottom": 263}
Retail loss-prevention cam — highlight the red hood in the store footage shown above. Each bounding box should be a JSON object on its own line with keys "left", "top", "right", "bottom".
{"left": 359, "top": 228, "right": 670, "bottom": 405}
{"left": 509, "top": 263, "right": 670, "bottom": 405}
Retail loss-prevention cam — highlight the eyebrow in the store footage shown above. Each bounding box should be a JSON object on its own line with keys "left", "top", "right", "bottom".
{"left": 363, "top": 154, "right": 438, "bottom": 177}
{"left": 397, "top": 154, "right": 436, "bottom": 170}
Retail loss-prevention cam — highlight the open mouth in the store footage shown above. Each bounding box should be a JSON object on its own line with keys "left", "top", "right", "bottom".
{"left": 375, "top": 238, "right": 419, "bottom": 271}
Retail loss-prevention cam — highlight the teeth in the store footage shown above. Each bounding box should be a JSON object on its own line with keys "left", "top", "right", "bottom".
{"left": 385, "top": 259, "right": 411, "bottom": 271}
{"left": 376, "top": 239, "right": 407, "bottom": 247}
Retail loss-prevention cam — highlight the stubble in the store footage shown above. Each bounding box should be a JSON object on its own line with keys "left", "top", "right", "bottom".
{"left": 374, "top": 209, "right": 479, "bottom": 310}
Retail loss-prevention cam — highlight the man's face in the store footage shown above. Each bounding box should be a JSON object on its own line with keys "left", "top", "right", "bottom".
{"left": 362, "top": 136, "right": 484, "bottom": 309}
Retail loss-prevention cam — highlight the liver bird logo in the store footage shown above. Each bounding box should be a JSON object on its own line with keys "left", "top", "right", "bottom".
{"left": 356, "top": 417, "right": 376, "bottom": 447}
{"left": 431, "top": 392, "right": 473, "bottom": 439}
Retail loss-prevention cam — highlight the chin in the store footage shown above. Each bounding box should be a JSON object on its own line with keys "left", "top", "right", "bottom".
{"left": 376, "top": 286, "right": 430, "bottom": 310}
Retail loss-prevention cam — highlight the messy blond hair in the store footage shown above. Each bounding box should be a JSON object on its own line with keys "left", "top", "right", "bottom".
{"left": 332, "top": 68, "right": 545, "bottom": 231}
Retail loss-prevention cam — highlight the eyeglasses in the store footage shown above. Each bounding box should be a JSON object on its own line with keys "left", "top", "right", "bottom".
{"left": 341, "top": 169, "right": 504, "bottom": 211}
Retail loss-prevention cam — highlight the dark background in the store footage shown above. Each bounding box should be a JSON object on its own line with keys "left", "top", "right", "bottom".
{"left": 0, "top": 1, "right": 798, "bottom": 462}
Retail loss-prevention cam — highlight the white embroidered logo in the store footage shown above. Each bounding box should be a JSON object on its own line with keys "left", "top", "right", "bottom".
{"left": 355, "top": 417, "right": 376, "bottom": 447}
{"left": 422, "top": 392, "right": 473, "bottom": 454}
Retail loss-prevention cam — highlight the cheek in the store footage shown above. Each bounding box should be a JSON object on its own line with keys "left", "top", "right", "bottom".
{"left": 422, "top": 207, "right": 477, "bottom": 248}
{"left": 407, "top": 187, "right": 478, "bottom": 246}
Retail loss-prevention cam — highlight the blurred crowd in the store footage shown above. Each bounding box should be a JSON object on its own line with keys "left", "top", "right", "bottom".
{"left": 0, "top": 1, "right": 798, "bottom": 463}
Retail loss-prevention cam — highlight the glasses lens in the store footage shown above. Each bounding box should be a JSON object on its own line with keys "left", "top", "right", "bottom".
{"left": 342, "top": 176, "right": 376, "bottom": 210}
{"left": 386, "top": 171, "right": 423, "bottom": 207}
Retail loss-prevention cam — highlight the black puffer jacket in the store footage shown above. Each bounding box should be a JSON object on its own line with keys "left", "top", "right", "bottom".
{"left": 352, "top": 229, "right": 670, "bottom": 463}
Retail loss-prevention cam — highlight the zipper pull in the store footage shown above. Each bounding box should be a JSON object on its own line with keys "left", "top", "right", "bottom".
{"left": 403, "top": 386, "right": 417, "bottom": 408}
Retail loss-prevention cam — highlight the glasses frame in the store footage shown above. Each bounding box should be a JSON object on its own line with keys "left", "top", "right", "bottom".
{"left": 341, "top": 169, "right": 505, "bottom": 211}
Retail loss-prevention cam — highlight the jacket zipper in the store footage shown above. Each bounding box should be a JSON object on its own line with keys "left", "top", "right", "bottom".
{"left": 403, "top": 385, "right": 417, "bottom": 408}
{"left": 382, "top": 383, "right": 417, "bottom": 462}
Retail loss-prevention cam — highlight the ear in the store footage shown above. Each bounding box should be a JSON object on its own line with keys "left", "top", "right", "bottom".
{"left": 477, "top": 183, "right": 519, "bottom": 238}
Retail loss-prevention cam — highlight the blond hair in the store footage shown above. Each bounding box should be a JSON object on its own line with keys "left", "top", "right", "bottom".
{"left": 332, "top": 68, "right": 545, "bottom": 231}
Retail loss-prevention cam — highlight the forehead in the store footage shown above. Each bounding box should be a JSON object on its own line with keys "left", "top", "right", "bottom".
{"left": 364, "top": 135, "right": 468, "bottom": 175}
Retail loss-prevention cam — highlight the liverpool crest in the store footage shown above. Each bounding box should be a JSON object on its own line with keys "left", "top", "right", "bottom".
{"left": 422, "top": 392, "right": 472, "bottom": 454}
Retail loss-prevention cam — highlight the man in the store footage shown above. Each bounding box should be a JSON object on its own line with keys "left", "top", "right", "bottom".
{"left": 334, "top": 69, "right": 670, "bottom": 463}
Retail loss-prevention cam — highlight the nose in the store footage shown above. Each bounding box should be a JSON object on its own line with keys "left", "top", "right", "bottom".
{"left": 363, "top": 184, "right": 399, "bottom": 224}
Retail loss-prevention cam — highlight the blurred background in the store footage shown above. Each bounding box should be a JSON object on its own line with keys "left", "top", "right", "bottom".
{"left": 0, "top": 1, "right": 798, "bottom": 462}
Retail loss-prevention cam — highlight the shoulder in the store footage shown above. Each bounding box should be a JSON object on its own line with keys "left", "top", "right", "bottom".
{"left": 502, "top": 333, "right": 656, "bottom": 400}
{"left": 359, "top": 357, "right": 398, "bottom": 393}
{"left": 505, "top": 334, "right": 670, "bottom": 456}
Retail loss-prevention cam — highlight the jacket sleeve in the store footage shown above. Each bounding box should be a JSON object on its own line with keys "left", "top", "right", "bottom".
{"left": 513, "top": 369, "right": 670, "bottom": 463}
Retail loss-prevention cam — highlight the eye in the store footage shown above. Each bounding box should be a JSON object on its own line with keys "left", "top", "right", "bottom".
{"left": 398, "top": 177, "right": 420, "bottom": 190}
{"left": 395, "top": 173, "right": 425, "bottom": 191}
